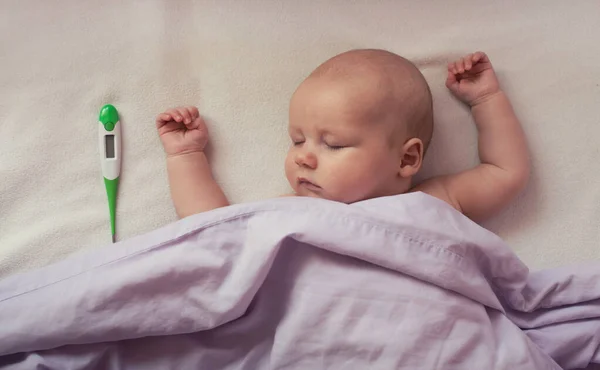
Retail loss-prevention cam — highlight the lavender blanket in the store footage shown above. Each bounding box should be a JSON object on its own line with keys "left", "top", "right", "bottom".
{"left": 1, "top": 193, "right": 599, "bottom": 369}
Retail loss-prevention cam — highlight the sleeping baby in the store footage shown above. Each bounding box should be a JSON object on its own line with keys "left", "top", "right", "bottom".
{"left": 155, "top": 49, "right": 530, "bottom": 222}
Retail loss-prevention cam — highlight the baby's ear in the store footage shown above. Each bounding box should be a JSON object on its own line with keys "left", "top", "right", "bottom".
{"left": 398, "top": 138, "right": 424, "bottom": 178}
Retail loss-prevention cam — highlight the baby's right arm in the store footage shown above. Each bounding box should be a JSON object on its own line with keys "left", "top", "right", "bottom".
{"left": 415, "top": 52, "right": 530, "bottom": 222}
{"left": 156, "top": 106, "right": 229, "bottom": 218}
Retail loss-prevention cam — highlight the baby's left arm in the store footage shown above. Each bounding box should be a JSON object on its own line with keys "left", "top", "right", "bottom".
{"left": 416, "top": 52, "right": 530, "bottom": 222}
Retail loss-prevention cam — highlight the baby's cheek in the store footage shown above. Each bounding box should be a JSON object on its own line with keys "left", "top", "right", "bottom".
{"left": 331, "top": 163, "right": 376, "bottom": 201}
{"left": 284, "top": 157, "right": 297, "bottom": 189}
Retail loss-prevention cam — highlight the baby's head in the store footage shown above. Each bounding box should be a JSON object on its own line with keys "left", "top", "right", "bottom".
{"left": 285, "top": 49, "right": 433, "bottom": 203}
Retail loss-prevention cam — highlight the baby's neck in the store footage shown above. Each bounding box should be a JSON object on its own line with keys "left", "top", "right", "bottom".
{"left": 370, "top": 177, "right": 413, "bottom": 200}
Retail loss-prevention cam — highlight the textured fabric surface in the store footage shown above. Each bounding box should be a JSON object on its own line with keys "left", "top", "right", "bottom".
{"left": 1, "top": 0, "right": 599, "bottom": 276}
{"left": 6, "top": 193, "right": 600, "bottom": 369}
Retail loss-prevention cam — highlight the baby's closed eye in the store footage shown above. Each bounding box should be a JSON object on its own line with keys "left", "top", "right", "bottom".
{"left": 325, "top": 143, "right": 346, "bottom": 150}
{"left": 292, "top": 139, "right": 305, "bottom": 146}
{"left": 322, "top": 136, "right": 351, "bottom": 150}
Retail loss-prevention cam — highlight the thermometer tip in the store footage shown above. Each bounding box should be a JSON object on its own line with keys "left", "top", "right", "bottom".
{"left": 112, "top": 234, "right": 116, "bottom": 243}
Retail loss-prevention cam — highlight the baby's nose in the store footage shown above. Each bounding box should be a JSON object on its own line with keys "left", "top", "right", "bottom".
{"left": 295, "top": 151, "right": 317, "bottom": 169}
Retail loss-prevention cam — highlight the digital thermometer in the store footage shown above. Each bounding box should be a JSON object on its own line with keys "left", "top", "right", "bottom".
{"left": 98, "top": 104, "right": 121, "bottom": 243}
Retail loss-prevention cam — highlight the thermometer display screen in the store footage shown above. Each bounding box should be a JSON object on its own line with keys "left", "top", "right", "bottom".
{"left": 105, "top": 135, "right": 115, "bottom": 159}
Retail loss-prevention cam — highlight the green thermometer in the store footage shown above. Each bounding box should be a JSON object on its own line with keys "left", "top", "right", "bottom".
{"left": 98, "top": 104, "right": 121, "bottom": 243}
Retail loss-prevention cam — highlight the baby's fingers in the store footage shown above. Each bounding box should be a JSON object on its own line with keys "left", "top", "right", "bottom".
{"left": 171, "top": 107, "right": 191, "bottom": 124}
{"left": 162, "top": 109, "right": 184, "bottom": 123}
{"left": 464, "top": 54, "right": 473, "bottom": 70}
{"left": 449, "top": 61, "right": 462, "bottom": 75}
{"left": 157, "top": 113, "right": 172, "bottom": 122}
{"left": 187, "top": 106, "right": 200, "bottom": 119}
{"left": 457, "top": 59, "right": 466, "bottom": 74}
{"left": 447, "top": 62, "right": 456, "bottom": 74}
{"left": 156, "top": 113, "right": 174, "bottom": 129}
{"left": 472, "top": 51, "right": 488, "bottom": 64}
{"left": 445, "top": 70, "right": 459, "bottom": 89}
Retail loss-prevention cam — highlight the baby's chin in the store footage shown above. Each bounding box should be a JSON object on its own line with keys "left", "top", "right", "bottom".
{"left": 294, "top": 187, "right": 324, "bottom": 198}
{"left": 294, "top": 187, "right": 354, "bottom": 204}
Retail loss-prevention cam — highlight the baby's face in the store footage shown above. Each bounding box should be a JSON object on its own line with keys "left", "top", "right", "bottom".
{"left": 285, "top": 78, "right": 403, "bottom": 203}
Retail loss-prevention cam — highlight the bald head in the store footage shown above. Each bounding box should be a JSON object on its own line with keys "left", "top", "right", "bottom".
{"left": 306, "top": 49, "right": 433, "bottom": 153}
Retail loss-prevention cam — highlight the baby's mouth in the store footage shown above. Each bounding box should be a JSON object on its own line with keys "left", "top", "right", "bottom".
{"left": 298, "top": 177, "right": 321, "bottom": 191}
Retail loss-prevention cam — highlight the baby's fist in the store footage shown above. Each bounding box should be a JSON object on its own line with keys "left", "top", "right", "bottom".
{"left": 446, "top": 52, "right": 501, "bottom": 107}
{"left": 156, "top": 106, "right": 209, "bottom": 157}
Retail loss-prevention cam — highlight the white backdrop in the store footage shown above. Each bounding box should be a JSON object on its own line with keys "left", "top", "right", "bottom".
{"left": 1, "top": 0, "right": 599, "bottom": 276}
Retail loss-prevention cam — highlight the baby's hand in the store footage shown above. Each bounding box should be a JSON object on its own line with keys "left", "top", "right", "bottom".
{"left": 446, "top": 52, "right": 501, "bottom": 107}
{"left": 156, "top": 106, "right": 209, "bottom": 157}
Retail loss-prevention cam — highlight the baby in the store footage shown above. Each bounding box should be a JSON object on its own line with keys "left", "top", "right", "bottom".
{"left": 156, "top": 50, "right": 529, "bottom": 222}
